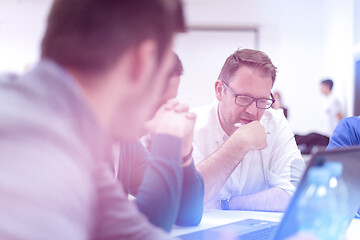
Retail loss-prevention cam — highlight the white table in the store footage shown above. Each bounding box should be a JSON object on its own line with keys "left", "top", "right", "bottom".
{"left": 171, "top": 209, "right": 360, "bottom": 239}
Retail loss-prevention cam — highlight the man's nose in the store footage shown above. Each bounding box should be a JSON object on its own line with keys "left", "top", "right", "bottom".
{"left": 245, "top": 101, "right": 258, "bottom": 116}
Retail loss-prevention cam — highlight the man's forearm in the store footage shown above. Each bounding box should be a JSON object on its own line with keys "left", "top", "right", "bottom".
{"left": 175, "top": 161, "right": 204, "bottom": 226}
{"left": 229, "top": 187, "right": 291, "bottom": 212}
{"left": 196, "top": 145, "right": 247, "bottom": 203}
{"left": 136, "top": 135, "right": 183, "bottom": 232}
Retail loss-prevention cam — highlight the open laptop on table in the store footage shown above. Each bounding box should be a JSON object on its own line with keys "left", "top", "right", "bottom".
{"left": 178, "top": 146, "right": 360, "bottom": 240}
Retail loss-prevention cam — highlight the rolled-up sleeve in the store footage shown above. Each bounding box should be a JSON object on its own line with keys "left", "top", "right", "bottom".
{"left": 267, "top": 116, "right": 305, "bottom": 196}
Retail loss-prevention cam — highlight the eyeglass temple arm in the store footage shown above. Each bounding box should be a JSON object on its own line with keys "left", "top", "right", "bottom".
{"left": 222, "top": 81, "right": 236, "bottom": 96}
{"left": 270, "top": 93, "right": 275, "bottom": 103}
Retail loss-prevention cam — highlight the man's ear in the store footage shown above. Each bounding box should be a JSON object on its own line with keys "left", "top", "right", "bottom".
{"left": 215, "top": 79, "right": 224, "bottom": 101}
{"left": 128, "top": 40, "right": 157, "bottom": 85}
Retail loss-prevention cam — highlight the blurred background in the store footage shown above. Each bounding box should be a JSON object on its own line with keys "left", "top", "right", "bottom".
{"left": 0, "top": 0, "right": 359, "bottom": 135}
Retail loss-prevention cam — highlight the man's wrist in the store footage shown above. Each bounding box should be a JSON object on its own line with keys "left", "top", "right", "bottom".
{"left": 221, "top": 138, "right": 249, "bottom": 160}
{"left": 182, "top": 147, "right": 193, "bottom": 167}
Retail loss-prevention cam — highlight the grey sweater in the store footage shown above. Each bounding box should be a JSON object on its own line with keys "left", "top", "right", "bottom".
{"left": 0, "top": 60, "right": 172, "bottom": 239}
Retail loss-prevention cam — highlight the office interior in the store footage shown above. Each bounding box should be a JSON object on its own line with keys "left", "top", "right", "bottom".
{"left": 1, "top": 0, "right": 360, "bottom": 136}
{"left": 1, "top": 0, "right": 360, "bottom": 239}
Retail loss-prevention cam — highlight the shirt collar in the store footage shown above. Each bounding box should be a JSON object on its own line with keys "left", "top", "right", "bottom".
{"left": 213, "top": 100, "right": 229, "bottom": 143}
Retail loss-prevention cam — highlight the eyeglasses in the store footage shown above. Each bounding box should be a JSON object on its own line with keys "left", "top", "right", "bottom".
{"left": 222, "top": 81, "right": 275, "bottom": 109}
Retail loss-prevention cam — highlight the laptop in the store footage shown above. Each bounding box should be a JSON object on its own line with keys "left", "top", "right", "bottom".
{"left": 178, "top": 146, "right": 360, "bottom": 240}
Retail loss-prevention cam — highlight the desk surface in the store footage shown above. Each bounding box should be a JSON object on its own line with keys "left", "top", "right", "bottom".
{"left": 171, "top": 209, "right": 360, "bottom": 239}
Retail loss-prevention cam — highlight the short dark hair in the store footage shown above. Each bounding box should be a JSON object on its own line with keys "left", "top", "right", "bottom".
{"left": 321, "top": 79, "right": 334, "bottom": 90}
{"left": 218, "top": 49, "right": 277, "bottom": 85}
{"left": 41, "top": 0, "right": 185, "bottom": 73}
{"left": 171, "top": 53, "right": 183, "bottom": 77}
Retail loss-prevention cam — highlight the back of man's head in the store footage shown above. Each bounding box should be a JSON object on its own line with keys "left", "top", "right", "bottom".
{"left": 41, "top": 0, "right": 185, "bottom": 73}
{"left": 218, "top": 48, "right": 277, "bottom": 85}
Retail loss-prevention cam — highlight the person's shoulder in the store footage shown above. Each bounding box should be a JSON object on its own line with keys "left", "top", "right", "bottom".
{"left": 0, "top": 67, "right": 100, "bottom": 166}
{"left": 345, "top": 116, "right": 360, "bottom": 123}
{"left": 331, "top": 116, "right": 360, "bottom": 140}
{"left": 328, "top": 116, "right": 360, "bottom": 149}
{"left": 338, "top": 116, "right": 360, "bottom": 129}
{"left": 329, "top": 93, "right": 341, "bottom": 104}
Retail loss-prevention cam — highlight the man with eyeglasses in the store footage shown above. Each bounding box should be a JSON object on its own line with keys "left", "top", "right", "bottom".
{"left": 192, "top": 49, "right": 305, "bottom": 211}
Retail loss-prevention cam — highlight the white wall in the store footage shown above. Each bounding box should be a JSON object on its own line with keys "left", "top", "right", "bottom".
{"left": 323, "top": 0, "right": 354, "bottom": 118}
{"left": 174, "top": 29, "right": 257, "bottom": 108}
{"left": 0, "top": 0, "right": 52, "bottom": 73}
{"left": 177, "top": 0, "right": 354, "bottom": 134}
{"left": 0, "top": 0, "right": 355, "bottom": 134}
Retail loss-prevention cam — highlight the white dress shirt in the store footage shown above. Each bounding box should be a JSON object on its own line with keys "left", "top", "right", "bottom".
{"left": 192, "top": 101, "right": 305, "bottom": 208}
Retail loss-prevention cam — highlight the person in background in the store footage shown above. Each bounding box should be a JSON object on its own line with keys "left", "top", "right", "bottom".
{"left": 0, "top": 0, "right": 196, "bottom": 239}
{"left": 272, "top": 91, "right": 288, "bottom": 118}
{"left": 192, "top": 49, "right": 305, "bottom": 211}
{"left": 141, "top": 52, "right": 184, "bottom": 151}
{"left": 161, "top": 53, "right": 184, "bottom": 103}
{"left": 295, "top": 79, "right": 343, "bottom": 154}
{"left": 320, "top": 79, "right": 343, "bottom": 128}
{"left": 115, "top": 53, "right": 204, "bottom": 232}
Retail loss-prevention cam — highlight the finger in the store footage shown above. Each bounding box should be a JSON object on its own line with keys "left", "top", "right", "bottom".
{"left": 174, "top": 103, "right": 189, "bottom": 113}
{"left": 185, "top": 111, "right": 197, "bottom": 121}
{"left": 164, "top": 98, "right": 179, "bottom": 110}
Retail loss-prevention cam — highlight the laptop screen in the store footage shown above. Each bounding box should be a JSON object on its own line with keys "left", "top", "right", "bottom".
{"left": 274, "top": 146, "right": 360, "bottom": 239}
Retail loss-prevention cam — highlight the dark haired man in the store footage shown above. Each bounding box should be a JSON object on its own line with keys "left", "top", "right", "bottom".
{"left": 162, "top": 53, "right": 184, "bottom": 102}
{"left": 115, "top": 52, "right": 204, "bottom": 232}
{"left": 193, "top": 49, "right": 305, "bottom": 211}
{"left": 0, "top": 0, "right": 202, "bottom": 239}
{"left": 141, "top": 52, "right": 184, "bottom": 150}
